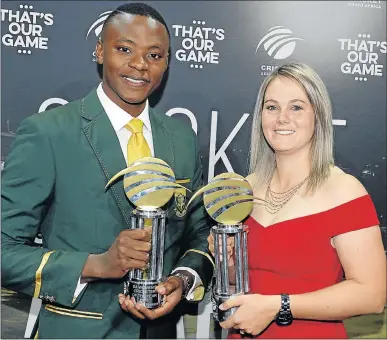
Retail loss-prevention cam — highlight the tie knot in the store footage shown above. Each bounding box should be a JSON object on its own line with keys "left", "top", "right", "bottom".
{"left": 126, "top": 118, "right": 144, "bottom": 134}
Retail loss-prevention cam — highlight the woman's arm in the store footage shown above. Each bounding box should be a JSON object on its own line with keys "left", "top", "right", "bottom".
{"left": 290, "top": 225, "right": 386, "bottom": 320}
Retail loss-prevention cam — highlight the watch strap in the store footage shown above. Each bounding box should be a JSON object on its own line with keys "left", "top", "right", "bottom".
{"left": 276, "top": 293, "right": 293, "bottom": 326}
{"left": 172, "top": 271, "right": 192, "bottom": 298}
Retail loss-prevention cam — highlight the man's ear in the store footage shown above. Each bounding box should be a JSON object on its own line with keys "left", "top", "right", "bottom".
{"left": 165, "top": 54, "right": 169, "bottom": 69}
{"left": 95, "top": 39, "right": 103, "bottom": 64}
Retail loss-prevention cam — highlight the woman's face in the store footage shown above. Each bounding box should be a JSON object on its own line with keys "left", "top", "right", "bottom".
{"left": 261, "top": 76, "right": 316, "bottom": 155}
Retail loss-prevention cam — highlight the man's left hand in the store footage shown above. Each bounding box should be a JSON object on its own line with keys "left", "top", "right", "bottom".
{"left": 118, "top": 276, "right": 183, "bottom": 320}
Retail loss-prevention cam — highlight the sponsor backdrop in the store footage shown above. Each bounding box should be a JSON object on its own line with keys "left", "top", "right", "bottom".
{"left": 1, "top": 0, "right": 386, "bottom": 337}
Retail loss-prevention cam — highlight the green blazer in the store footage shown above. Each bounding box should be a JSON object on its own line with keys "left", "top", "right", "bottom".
{"left": 1, "top": 89, "right": 214, "bottom": 339}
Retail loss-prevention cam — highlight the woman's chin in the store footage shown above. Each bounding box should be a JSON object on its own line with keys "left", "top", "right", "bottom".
{"left": 272, "top": 147, "right": 294, "bottom": 154}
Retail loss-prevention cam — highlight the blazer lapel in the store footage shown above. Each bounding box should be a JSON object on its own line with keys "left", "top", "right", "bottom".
{"left": 149, "top": 108, "right": 181, "bottom": 251}
{"left": 80, "top": 89, "right": 132, "bottom": 227}
{"left": 149, "top": 108, "right": 176, "bottom": 172}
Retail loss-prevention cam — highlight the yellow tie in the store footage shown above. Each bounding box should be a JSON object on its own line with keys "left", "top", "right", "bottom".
{"left": 125, "top": 118, "right": 151, "bottom": 165}
{"left": 126, "top": 118, "right": 153, "bottom": 275}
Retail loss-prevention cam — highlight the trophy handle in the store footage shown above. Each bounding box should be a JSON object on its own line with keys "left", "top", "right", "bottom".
{"left": 106, "top": 169, "right": 191, "bottom": 193}
{"left": 105, "top": 168, "right": 132, "bottom": 189}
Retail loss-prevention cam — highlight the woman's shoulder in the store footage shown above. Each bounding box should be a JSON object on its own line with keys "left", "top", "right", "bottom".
{"left": 322, "top": 167, "right": 379, "bottom": 235}
{"left": 323, "top": 166, "right": 368, "bottom": 206}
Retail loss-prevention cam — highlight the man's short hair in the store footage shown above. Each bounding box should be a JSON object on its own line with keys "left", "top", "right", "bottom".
{"left": 101, "top": 2, "right": 170, "bottom": 40}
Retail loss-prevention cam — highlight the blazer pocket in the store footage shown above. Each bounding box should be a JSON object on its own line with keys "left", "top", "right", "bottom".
{"left": 45, "top": 304, "right": 103, "bottom": 320}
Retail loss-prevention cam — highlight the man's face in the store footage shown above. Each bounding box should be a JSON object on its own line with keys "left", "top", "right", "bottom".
{"left": 95, "top": 14, "right": 169, "bottom": 115}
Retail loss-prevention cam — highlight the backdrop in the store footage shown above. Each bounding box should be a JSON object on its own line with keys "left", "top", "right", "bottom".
{"left": 1, "top": 0, "right": 386, "bottom": 337}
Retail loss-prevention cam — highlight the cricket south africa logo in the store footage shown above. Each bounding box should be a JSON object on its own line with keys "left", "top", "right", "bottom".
{"left": 255, "top": 26, "right": 305, "bottom": 60}
{"left": 86, "top": 11, "right": 112, "bottom": 40}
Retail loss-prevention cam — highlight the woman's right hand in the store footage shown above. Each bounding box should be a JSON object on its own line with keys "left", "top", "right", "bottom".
{"left": 207, "top": 232, "right": 235, "bottom": 266}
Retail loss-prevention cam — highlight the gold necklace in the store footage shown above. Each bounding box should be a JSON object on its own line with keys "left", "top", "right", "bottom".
{"left": 265, "top": 176, "right": 308, "bottom": 214}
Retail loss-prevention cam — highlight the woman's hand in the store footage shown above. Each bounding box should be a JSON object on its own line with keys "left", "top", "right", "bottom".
{"left": 219, "top": 294, "right": 281, "bottom": 336}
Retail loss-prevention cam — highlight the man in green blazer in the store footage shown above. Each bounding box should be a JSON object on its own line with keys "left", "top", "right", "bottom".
{"left": 1, "top": 3, "right": 214, "bottom": 339}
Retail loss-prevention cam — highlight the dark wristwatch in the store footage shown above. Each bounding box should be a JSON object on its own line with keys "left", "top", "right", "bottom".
{"left": 172, "top": 272, "right": 192, "bottom": 299}
{"left": 275, "top": 293, "right": 293, "bottom": 326}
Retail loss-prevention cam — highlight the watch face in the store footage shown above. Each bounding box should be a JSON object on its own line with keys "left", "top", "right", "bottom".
{"left": 276, "top": 311, "right": 293, "bottom": 326}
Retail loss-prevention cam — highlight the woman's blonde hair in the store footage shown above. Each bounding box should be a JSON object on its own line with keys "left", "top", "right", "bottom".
{"left": 249, "top": 62, "right": 334, "bottom": 193}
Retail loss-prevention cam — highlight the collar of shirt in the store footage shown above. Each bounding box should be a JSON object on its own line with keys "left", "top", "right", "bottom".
{"left": 96, "top": 83, "right": 152, "bottom": 134}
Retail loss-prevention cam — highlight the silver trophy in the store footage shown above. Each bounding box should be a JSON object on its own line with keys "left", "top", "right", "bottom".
{"left": 187, "top": 173, "right": 257, "bottom": 322}
{"left": 106, "top": 157, "right": 187, "bottom": 309}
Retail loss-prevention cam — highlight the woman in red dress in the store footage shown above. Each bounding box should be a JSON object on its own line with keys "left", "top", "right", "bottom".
{"left": 208, "top": 63, "right": 386, "bottom": 338}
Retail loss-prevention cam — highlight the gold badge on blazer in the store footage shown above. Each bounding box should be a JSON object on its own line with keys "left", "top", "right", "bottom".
{"left": 174, "top": 178, "right": 190, "bottom": 217}
{"left": 174, "top": 189, "right": 187, "bottom": 217}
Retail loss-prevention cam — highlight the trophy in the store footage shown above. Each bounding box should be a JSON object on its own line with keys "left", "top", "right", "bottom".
{"left": 187, "top": 173, "right": 256, "bottom": 322}
{"left": 106, "top": 157, "right": 188, "bottom": 309}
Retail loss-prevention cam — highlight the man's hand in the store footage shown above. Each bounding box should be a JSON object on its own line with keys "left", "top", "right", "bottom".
{"left": 81, "top": 226, "right": 152, "bottom": 280}
{"left": 118, "top": 276, "right": 183, "bottom": 320}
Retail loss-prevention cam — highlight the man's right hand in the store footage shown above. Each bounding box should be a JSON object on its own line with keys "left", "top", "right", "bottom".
{"left": 82, "top": 227, "right": 152, "bottom": 280}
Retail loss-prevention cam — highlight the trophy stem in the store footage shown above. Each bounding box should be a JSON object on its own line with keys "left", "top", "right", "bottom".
{"left": 220, "top": 233, "right": 229, "bottom": 294}
{"left": 150, "top": 218, "right": 159, "bottom": 280}
{"left": 211, "top": 223, "right": 249, "bottom": 322}
{"left": 234, "top": 232, "right": 242, "bottom": 293}
{"left": 214, "top": 231, "right": 221, "bottom": 294}
{"left": 137, "top": 217, "right": 144, "bottom": 229}
{"left": 128, "top": 215, "right": 138, "bottom": 280}
{"left": 242, "top": 229, "right": 249, "bottom": 293}
{"left": 127, "top": 208, "right": 166, "bottom": 309}
{"left": 136, "top": 217, "right": 145, "bottom": 279}
{"left": 131, "top": 216, "right": 137, "bottom": 229}
{"left": 157, "top": 217, "right": 166, "bottom": 279}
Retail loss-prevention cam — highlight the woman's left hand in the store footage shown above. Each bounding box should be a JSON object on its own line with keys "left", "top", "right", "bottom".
{"left": 219, "top": 294, "right": 281, "bottom": 336}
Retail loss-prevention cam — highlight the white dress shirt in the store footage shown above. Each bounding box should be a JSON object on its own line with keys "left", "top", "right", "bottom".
{"left": 74, "top": 84, "right": 202, "bottom": 301}
{"left": 97, "top": 83, "right": 154, "bottom": 163}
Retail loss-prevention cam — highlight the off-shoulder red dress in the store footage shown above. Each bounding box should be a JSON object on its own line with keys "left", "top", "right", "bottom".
{"left": 229, "top": 195, "right": 379, "bottom": 339}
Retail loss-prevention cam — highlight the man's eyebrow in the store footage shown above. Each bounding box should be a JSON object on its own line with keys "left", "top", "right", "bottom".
{"left": 115, "top": 38, "right": 164, "bottom": 51}
{"left": 116, "top": 38, "right": 136, "bottom": 44}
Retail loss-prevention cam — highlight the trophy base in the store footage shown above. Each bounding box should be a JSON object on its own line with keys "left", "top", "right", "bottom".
{"left": 127, "top": 278, "right": 162, "bottom": 309}
{"left": 212, "top": 292, "right": 244, "bottom": 322}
